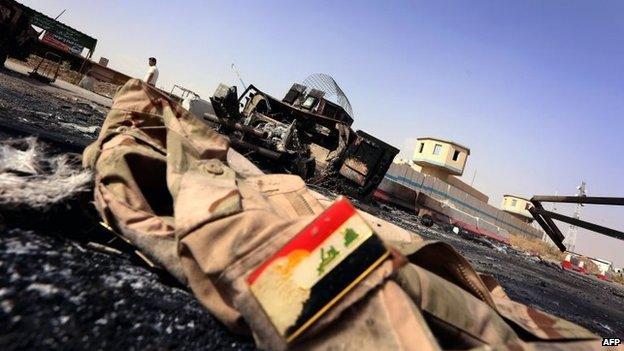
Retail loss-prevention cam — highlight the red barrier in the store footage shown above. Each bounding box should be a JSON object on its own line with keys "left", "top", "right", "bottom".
{"left": 561, "top": 254, "right": 588, "bottom": 274}
{"left": 561, "top": 254, "right": 574, "bottom": 270}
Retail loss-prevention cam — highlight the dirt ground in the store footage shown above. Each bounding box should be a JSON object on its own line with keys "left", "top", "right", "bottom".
{"left": 1, "top": 63, "right": 623, "bottom": 350}
{"left": 15, "top": 56, "right": 121, "bottom": 98}
{"left": 0, "top": 61, "right": 110, "bottom": 149}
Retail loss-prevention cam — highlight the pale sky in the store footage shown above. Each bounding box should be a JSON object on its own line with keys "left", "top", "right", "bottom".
{"left": 23, "top": 0, "right": 624, "bottom": 267}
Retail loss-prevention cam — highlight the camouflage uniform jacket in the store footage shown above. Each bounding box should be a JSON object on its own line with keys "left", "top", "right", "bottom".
{"left": 84, "top": 79, "right": 615, "bottom": 351}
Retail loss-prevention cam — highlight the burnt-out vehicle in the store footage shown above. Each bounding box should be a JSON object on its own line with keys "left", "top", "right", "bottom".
{"left": 207, "top": 75, "right": 398, "bottom": 197}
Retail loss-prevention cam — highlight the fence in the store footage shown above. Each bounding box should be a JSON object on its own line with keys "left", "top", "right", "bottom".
{"left": 376, "top": 163, "right": 543, "bottom": 240}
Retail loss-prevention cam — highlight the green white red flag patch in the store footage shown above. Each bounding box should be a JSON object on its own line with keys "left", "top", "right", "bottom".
{"left": 247, "top": 197, "right": 389, "bottom": 342}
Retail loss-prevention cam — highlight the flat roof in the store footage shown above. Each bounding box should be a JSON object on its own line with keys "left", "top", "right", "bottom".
{"left": 417, "top": 137, "right": 470, "bottom": 155}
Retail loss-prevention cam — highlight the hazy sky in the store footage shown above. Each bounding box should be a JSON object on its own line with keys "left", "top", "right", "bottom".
{"left": 24, "top": 0, "right": 623, "bottom": 266}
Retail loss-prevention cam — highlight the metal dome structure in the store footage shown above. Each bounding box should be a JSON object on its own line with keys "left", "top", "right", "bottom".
{"left": 302, "top": 73, "right": 353, "bottom": 117}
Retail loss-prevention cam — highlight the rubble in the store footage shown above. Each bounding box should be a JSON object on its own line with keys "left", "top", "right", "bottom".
{"left": 0, "top": 65, "right": 623, "bottom": 348}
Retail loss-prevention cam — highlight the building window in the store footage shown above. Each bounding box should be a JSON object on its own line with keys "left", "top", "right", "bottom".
{"left": 419, "top": 143, "right": 424, "bottom": 153}
{"left": 452, "top": 150, "right": 460, "bottom": 161}
{"left": 511, "top": 199, "right": 517, "bottom": 207}
{"left": 433, "top": 144, "right": 442, "bottom": 155}
{"left": 301, "top": 96, "right": 317, "bottom": 109}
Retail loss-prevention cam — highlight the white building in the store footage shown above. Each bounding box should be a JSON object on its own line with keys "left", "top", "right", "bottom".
{"left": 589, "top": 258, "right": 613, "bottom": 275}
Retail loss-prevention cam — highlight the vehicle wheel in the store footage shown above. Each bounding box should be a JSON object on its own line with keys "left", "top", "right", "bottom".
{"left": 420, "top": 215, "right": 434, "bottom": 227}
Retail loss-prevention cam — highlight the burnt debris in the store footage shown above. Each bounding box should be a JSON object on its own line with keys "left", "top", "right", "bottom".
{"left": 207, "top": 77, "right": 398, "bottom": 198}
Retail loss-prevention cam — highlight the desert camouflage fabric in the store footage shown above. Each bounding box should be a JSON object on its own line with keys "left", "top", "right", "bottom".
{"left": 84, "top": 79, "right": 615, "bottom": 350}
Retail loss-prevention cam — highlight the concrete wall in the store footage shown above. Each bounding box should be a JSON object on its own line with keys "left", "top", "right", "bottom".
{"left": 409, "top": 163, "right": 488, "bottom": 203}
{"left": 86, "top": 61, "right": 132, "bottom": 85}
{"left": 446, "top": 175, "right": 489, "bottom": 203}
{"left": 379, "top": 163, "right": 544, "bottom": 240}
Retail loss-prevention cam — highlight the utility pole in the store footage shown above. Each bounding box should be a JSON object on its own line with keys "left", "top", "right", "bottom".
{"left": 470, "top": 169, "right": 477, "bottom": 186}
{"left": 231, "top": 63, "right": 246, "bottom": 90}
{"left": 563, "top": 181, "right": 586, "bottom": 252}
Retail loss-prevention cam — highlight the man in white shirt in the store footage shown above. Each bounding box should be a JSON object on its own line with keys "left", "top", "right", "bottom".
{"left": 144, "top": 57, "right": 159, "bottom": 86}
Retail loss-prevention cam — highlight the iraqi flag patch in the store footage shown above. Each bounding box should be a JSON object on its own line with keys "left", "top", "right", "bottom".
{"left": 247, "top": 197, "right": 389, "bottom": 342}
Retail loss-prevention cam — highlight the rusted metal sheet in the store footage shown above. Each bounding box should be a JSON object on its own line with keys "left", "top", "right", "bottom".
{"left": 339, "top": 131, "right": 398, "bottom": 193}
{"left": 338, "top": 164, "right": 366, "bottom": 186}
{"left": 342, "top": 157, "right": 369, "bottom": 175}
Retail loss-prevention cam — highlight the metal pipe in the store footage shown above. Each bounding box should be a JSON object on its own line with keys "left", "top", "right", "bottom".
{"left": 532, "top": 206, "right": 624, "bottom": 242}
{"left": 531, "top": 201, "right": 566, "bottom": 242}
{"left": 528, "top": 206, "right": 566, "bottom": 251}
{"left": 203, "top": 113, "right": 268, "bottom": 139}
{"left": 531, "top": 196, "right": 624, "bottom": 206}
{"left": 229, "top": 138, "right": 282, "bottom": 160}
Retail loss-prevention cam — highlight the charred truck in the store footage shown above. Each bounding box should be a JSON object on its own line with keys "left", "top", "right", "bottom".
{"left": 0, "top": 0, "right": 37, "bottom": 66}
{"left": 207, "top": 74, "right": 399, "bottom": 197}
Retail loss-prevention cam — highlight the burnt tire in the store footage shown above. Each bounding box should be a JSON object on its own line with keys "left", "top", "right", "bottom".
{"left": 420, "top": 215, "right": 434, "bottom": 227}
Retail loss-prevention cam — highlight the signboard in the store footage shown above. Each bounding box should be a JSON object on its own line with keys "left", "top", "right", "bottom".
{"left": 18, "top": 3, "right": 97, "bottom": 54}
{"left": 41, "top": 32, "right": 83, "bottom": 55}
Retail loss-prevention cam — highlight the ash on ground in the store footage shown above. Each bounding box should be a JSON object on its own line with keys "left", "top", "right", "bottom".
{"left": 1, "top": 64, "right": 623, "bottom": 351}
{"left": 0, "top": 228, "right": 256, "bottom": 351}
{"left": 0, "top": 66, "right": 106, "bottom": 149}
